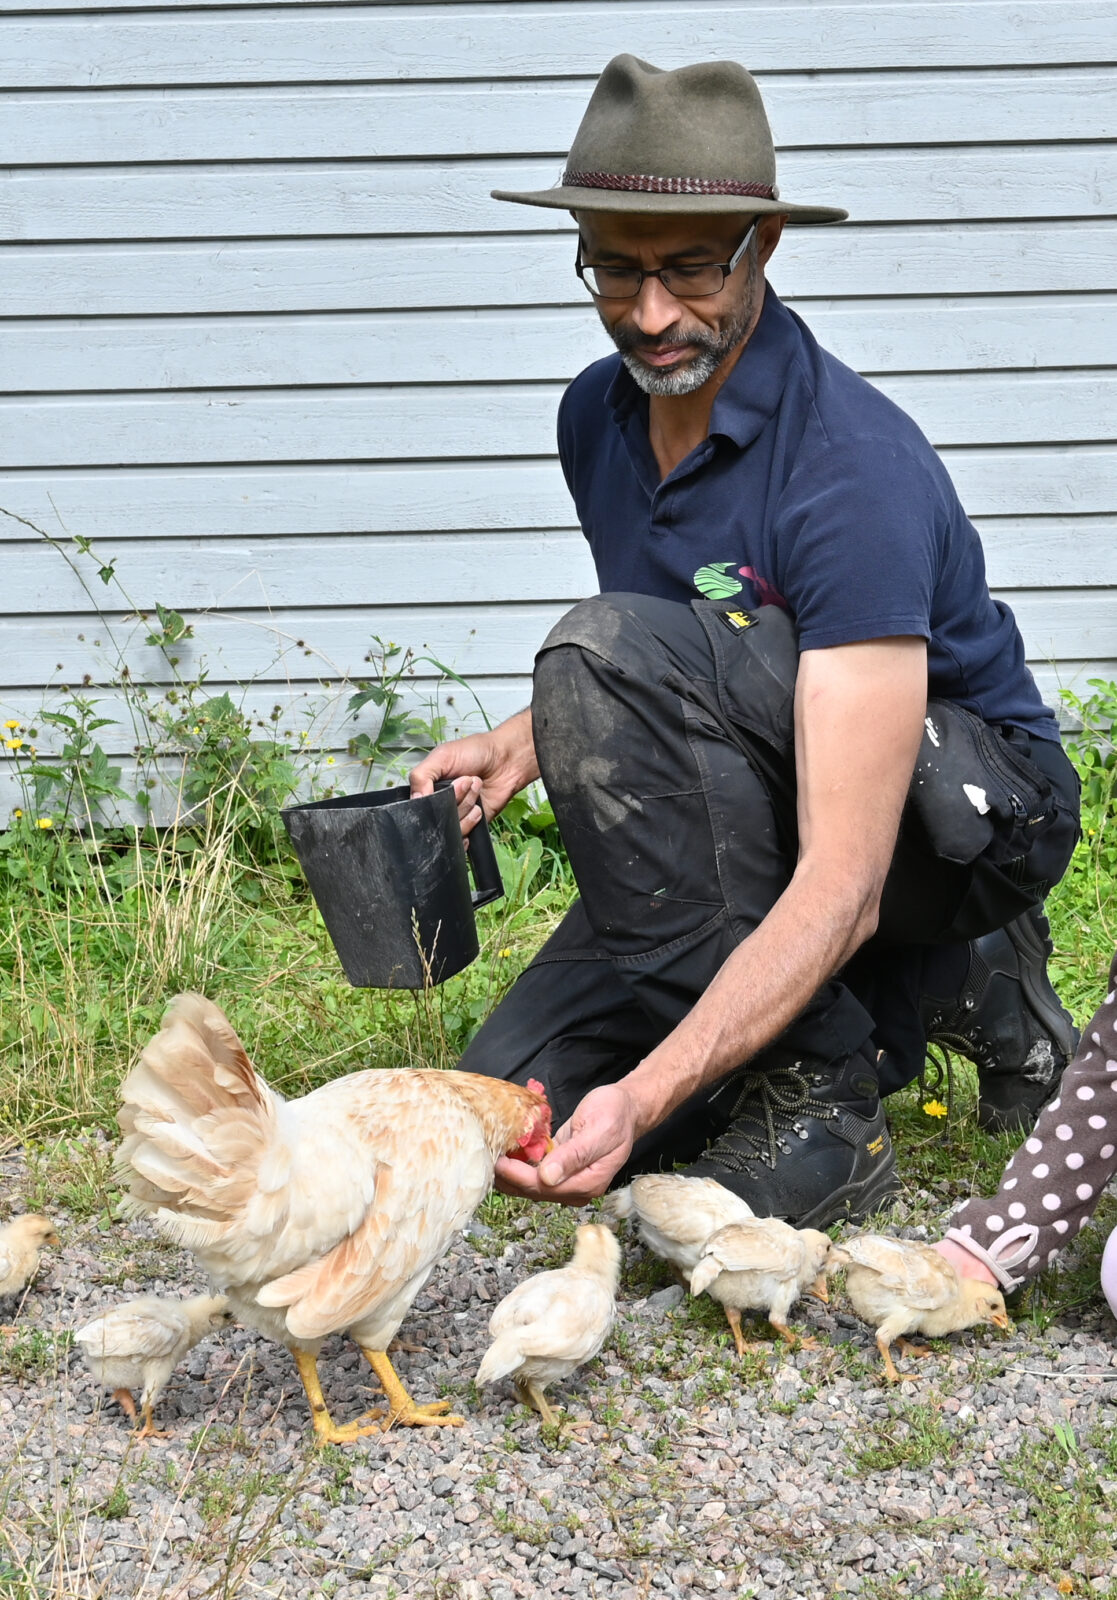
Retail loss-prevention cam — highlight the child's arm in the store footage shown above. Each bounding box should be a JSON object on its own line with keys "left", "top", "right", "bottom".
{"left": 941, "top": 947, "right": 1117, "bottom": 1290}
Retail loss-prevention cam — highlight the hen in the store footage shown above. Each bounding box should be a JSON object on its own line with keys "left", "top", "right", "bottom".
{"left": 605, "top": 1173, "right": 754, "bottom": 1278}
{"left": 833, "top": 1233, "right": 1009, "bottom": 1381}
{"left": 476, "top": 1223, "right": 620, "bottom": 1427}
{"left": 689, "top": 1218, "right": 834, "bottom": 1354}
{"left": 0, "top": 1215, "right": 59, "bottom": 1321}
{"left": 116, "top": 994, "right": 551, "bottom": 1443}
{"left": 74, "top": 1293, "right": 233, "bottom": 1438}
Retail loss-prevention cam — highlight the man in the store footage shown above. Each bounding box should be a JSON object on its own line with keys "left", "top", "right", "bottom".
{"left": 410, "top": 55, "right": 1080, "bottom": 1227}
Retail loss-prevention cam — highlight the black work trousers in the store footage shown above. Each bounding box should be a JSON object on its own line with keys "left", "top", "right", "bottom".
{"left": 459, "top": 593, "right": 1080, "bottom": 1173}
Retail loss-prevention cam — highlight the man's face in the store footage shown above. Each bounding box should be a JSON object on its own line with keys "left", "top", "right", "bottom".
{"left": 576, "top": 211, "right": 782, "bottom": 397}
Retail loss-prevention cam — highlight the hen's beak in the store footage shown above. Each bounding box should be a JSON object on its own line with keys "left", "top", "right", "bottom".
{"left": 990, "top": 1309, "right": 1011, "bottom": 1331}
{"left": 806, "top": 1274, "right": 829, "bottom": 1304}
{"left": 543, "top": 1138, "right": 555, "bottom": 1155}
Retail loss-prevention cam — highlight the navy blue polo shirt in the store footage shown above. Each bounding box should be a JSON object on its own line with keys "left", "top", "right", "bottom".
{"left": 557, "top": 286, "right": 1059, "bottom": 740}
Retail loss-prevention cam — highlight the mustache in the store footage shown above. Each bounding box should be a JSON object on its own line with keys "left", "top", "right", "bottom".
{"left": 608, "top": 321, "right": 715, "bottom": 358}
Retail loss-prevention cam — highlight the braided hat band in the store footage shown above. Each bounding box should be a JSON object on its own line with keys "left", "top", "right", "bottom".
{"left": 563, "top": 171, "right": 779, "bottom": 200}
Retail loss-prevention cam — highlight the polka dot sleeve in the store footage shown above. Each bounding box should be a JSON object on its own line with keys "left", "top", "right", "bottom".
{"left": 944, "top": 947, "right": 1117, "bottom": 1290}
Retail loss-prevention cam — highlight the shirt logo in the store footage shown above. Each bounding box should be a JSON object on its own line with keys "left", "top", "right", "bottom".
{"left": 693, "top": 561, "right": 788, "bottom": 610}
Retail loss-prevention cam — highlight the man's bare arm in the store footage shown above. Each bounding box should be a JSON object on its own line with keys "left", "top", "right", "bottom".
{"left": 501, "top": 634, "right": 928, "bottom": 1202}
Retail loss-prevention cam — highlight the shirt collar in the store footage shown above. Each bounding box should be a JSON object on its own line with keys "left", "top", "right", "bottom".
{"left": 603, "top": 284, "right": 802, "bottom": 454}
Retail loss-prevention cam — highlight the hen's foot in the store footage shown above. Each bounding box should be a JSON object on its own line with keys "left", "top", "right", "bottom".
{"left": 770, "top": 1320, "right": 819, "bottom": 1351}
{"left": 292, "top": 1347, "right": 383, "bottom": 1446}
{"left": 361, "top": 1348, "right": 463, "bottom": 1428}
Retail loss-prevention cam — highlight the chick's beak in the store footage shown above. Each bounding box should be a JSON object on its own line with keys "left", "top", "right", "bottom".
{"left": 46, "top": 1231, "right": 61, "bottom": 1247}
{"left": 806, "top": 1274, "right": 830, "bottom": 1305}
{"left": 990, "top": 1309, "right": 1011, "bottom": 1331}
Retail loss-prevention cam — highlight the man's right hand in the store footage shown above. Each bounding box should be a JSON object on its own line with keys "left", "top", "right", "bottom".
{"left": 409, "top": 707, "right": 539, "bottom": 835}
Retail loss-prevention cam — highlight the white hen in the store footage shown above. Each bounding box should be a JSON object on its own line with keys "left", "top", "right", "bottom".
{"left": 833, "top": 1233, "right": 1010, "bottom": 1381}
{"left": 605, "top": 1173, "right": 754, "bottom": 1278}
{"left": 74, "top": 1293, "right": 233, "bottom": 1438}
{"left": 476, "top": 1224, "right": 620, "bottom": 1427}
{"left": 115, "top": 994, "right": 551, "bottom": 1443}
{"left": 689, "top": 1218, "right": 835, "bottom": 1354}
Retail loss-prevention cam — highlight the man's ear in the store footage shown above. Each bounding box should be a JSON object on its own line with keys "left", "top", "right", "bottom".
{"left": 757, "top": 214, "right": 786, "bottom": 269}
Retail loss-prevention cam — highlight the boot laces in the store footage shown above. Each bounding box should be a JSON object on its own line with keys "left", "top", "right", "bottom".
{"left": 702, "top": 1063, "right": 835, "bottom": 1174}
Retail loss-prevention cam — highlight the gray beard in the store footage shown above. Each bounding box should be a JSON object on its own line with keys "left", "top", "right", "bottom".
{"left": 604, "top": 299, "right": 754, "bottom": 397}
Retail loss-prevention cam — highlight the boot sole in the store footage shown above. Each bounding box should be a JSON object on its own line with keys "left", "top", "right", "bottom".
{"left": 793, "top": 1149, "right": 901, "bottom": 1231}
{"left": 1007, "top": 911, "right": 1078, "bottom": 1059}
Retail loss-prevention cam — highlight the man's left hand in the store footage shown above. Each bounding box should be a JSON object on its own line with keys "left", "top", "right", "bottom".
{"left": 495, "top": 1082, "right": 638, "bottom": 1205}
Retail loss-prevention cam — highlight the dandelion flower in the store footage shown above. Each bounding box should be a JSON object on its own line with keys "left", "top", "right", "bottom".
{"left": 4, "top": 738, "right": 22, "bottom": 750}
{"left": 326, "top": 756, "right": 336, "bottom": 766}
{"left": 922, "top": 1099, "right": 949, "bottom": 1119}
{"left": 3, "top": 718, "right": 19, "bottom": 730}
{"left": 37, "top": 817, "right": 54, "bottom": 830}
{"left": 497, "top": 947, "right": 512, "bottom": 959}
{"left": 12, "top": 807, "right": 22, "bottom": 818}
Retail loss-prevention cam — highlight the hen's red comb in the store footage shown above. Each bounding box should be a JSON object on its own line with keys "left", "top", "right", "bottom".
{"left": 526, "top": 1077, "right": 547, "bottom": 1100}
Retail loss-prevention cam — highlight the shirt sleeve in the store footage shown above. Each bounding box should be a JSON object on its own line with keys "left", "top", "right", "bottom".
{"left": 774, "top": 432, "right": 944, "bottom": 652}
{"left": 944, "top": 946, "right": 1117, "bottom": 1289}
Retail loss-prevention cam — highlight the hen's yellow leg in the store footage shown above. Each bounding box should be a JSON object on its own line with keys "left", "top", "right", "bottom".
{"left": 360, "top": 1348, "right": 463, "bottom": 1428}
{"left": 293, "top": 1348, "right": 382, "bottom": 1445}
{"left": 113, "top": 1387, "right": 138, "bottom": 1424}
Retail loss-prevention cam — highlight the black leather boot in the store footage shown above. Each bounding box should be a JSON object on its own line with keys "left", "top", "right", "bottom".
{"left": 684, "top": 1043, "right": 900, "bottom": 1229}
{"left": 923, "top": 905, "right": 1078, "bottom": 1134}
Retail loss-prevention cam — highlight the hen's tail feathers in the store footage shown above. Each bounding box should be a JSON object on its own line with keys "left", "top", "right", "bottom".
{"left": 116, "top": 994, "right": 277, "bottom": 1248}
{"left": 476, "top": 1333, "right": 526, "bottom": 1387}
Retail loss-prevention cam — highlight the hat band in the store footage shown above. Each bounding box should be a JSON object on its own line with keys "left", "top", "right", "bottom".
{"left": 563, "top": 168, "right": 777, "bottom": 199}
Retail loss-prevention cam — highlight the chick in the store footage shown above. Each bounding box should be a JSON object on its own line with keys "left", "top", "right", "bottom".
{"left": 74, "top": 1293, "right": 233, "bottom": 1438}
{"left": 832, "top": 1234, "right": 1010, "bottom": 1382}
{"left": 0, "top": 1214, "right": 60, "bottom": 1322}
{"left": 689, "top": 1218, "right": 835, "bottom": 1354}
{"left": 605, "top": 1173, "right": 754, "bottom": 1279}
{"left": 476, "top": 1224, "right": 620, "bottom": 1428}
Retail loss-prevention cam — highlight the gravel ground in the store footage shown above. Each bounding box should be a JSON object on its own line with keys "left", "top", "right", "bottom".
{"left": 2, "top": 1145, "right": 1116, "bottom": 1600}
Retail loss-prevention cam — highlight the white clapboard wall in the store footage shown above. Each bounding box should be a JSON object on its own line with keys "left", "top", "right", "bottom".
{"left": 1, "top": 1, "right": 1115, "bottom": 820}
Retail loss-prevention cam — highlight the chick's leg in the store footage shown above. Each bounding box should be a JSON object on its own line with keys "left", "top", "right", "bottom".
{"left": 112, "top": 1387, "right": 138, "bottom": 1424}
{"left": 769, "top": 1318, "right": 819, "bottom": 1352}
{"left": 521, "top": 1378, "right": 561, "bottom": 1429}
{"left": 135, "top": 1400, "right": 171, "bottom": 1443}
{"left": 292, "top": 1348, "right": 381, "bottom": 1446}
{"left": 360, "top": 1348, "right": 463, "bottom": 1428}
{"left": 896, "top": 1337, "right": 931, "bottom": 1359}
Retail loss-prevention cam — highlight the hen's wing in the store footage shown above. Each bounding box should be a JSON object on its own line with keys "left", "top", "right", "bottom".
{"left": 840, "top": 1236, "right": 957, "bottom": 1308}
{"left": 254, "top": 1077, "right": 495, "bottom": 1341}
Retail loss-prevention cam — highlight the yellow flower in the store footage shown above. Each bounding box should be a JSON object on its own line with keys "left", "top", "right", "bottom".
{"left": 3, "top": 719, "right": 19, "bottom": 730}
{"left": 497, "top": 947, "right": 512, "bottom": 959}
{"left": 12, "top": 808, "right": 22, "bottom": 818}
{"left": 37, "top": 817, "right": 54, "bottom": 830}
{"left": 922, "top": 1099, "right": 949, "bottom": 1119}
{"left": 326, "top": 756, "right": 336, "bottom": 766}
{"left": 4, "top": 738, "right": 22, "bottom": 750}
{"left": 1058, "top": 1580, "right": 1074, "bottom": 1595}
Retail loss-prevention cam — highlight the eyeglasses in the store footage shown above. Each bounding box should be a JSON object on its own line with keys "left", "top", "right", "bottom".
{"left": 575, "top": 220, "right": 757, "bottom": 301}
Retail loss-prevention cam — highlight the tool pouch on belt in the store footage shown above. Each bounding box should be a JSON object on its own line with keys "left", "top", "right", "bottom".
{"left": 908, "top": 701, "right": 1055, "bottom": 869}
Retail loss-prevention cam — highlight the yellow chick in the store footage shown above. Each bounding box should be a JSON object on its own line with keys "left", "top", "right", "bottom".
{"left": 605, "top": 1173, "right": 754, "bottom": 1278}
{"left": 832, "top": 1234, "right": 1009, "bottom": 1382}
{"left": 689, "top": 1218, "right": 835, "bottom": 1354}
{"left": 476, "top": 1224, "right": 620, "bottom": 1428}
{"left": 0, "top": 1214, "right": 60, "bottom": 1308}
{"left": 74, "top": 1293, "right": 233, "bottom": 1438}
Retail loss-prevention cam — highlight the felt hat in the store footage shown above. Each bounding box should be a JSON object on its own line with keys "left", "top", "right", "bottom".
{"left": 492, "top": 54, "right": 847, "bottom": 224}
